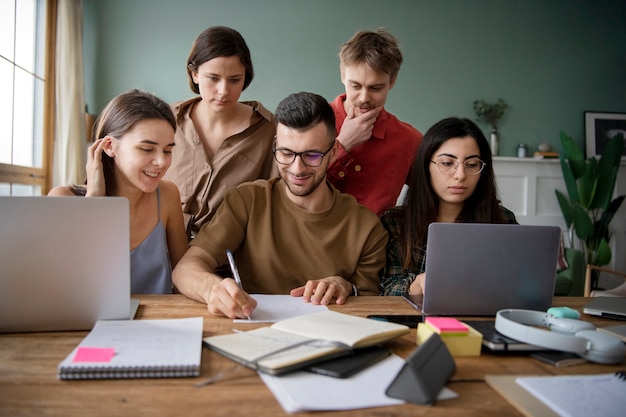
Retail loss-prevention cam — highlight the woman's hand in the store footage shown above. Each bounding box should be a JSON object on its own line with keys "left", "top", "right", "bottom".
{"left": 408, "top": 273, "right": 426, "bottom": 296}
{"left": 85, "top": 138, "right": 107, "bottom": 196}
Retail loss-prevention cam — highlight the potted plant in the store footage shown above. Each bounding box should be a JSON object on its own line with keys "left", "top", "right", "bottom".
{"left": 554, "top": 131, "right": 625, "bottom": 291}
{"left": 473, "top": 99, "right": 508, "bottom": 156}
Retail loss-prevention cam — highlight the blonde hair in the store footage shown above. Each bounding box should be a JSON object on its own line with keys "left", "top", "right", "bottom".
{"left": 339, "top": 28, "right": 403, "bottom": 83}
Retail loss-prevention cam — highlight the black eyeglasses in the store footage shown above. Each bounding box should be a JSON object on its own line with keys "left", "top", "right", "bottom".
{"left": 431, "top": 157, "right": 486, "bottom": 176}
{"left": 272, "top": 141, "right": 335, "bottom": 167}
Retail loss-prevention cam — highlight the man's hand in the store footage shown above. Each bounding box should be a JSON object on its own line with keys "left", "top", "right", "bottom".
{"left": 206, "top": 278, "right": 257, "bottom": 319}
{"left": 336, "top": 106, "right": 382, "bottom": 152}
{"left": 290, "top": 276, "right": 353, "bottom": 305}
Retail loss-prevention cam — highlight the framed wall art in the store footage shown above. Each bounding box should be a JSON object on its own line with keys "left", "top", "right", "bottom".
{"left": 584, "top": 111, "right": 626, "bottom": 160}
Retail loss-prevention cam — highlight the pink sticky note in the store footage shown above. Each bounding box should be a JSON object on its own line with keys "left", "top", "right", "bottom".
{"left": 73, "top": 347, "right": 116, "bottom": 363}
{"left": 424, "top": 317, "right": 469, "bottom": 334}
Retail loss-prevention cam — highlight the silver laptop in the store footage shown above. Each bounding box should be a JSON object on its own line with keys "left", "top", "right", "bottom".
{"left": 583, "top": 297, "right": 626, "bottom": 320}
{"left": 0, "top": 196, "right": 135, "bottom": 333}
{"left": 414, "top": 223, "right": 561, "bottom": 316}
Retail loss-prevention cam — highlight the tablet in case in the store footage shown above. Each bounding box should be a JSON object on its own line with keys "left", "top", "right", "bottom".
{"left": 385, "top": 333, "right": 456, "bottom": 405}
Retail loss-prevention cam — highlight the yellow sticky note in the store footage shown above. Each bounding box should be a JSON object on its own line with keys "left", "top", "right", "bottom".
{"left": 417, "top": 322, "right": 482, "bottom": 356}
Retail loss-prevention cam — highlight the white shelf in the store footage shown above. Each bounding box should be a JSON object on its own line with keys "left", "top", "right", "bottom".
{"left": 493, "top": 159, "right": 626, "bottom": 273}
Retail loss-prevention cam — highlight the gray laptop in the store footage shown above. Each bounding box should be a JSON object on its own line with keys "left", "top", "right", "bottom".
{"left": 0, "top": 196, "right": 135, "bottom": 333}
{"left": 583, "top": 297, "right": 626, "bottom": 320}
{"left": 410, "top": 223, "right": 561, "bottom": 316}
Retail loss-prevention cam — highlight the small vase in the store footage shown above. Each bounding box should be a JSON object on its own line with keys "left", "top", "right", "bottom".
{"left": 538, "top": 141, "right": 552, "bottom": 152}
{"left": 490, "top": 128, "right": 499, "bottom": 156}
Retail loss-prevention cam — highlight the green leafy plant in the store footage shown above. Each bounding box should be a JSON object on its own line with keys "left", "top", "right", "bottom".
{"left": 555, "top": 131, "right": 625, "bottom": 290}
{"left": 473, "top": 99, "right": 508, "bottom": 130}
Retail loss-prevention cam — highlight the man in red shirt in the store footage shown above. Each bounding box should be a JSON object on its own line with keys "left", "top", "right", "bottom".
{"left": 327, "top": 29, "right": 423, "bottom": 216}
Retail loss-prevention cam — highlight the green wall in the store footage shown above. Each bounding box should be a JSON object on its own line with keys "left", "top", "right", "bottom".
{"left": 82, "top": 0, "right": 626, "bottom": 156}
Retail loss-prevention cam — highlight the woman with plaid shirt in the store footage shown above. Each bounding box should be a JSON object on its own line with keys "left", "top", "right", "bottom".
{"left": 380, "top": 117, "right": 517, "bottom": 296}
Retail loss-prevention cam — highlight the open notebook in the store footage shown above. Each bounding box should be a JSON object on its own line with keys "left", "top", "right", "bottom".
{"left": 0, "top": 197, "right": 135, "bottom": 333}
{"left": 204, "top": 311, "right": 410, "bottom": 375}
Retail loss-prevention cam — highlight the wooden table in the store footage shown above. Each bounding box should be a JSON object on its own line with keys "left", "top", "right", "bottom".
{"left": 1, "top": 295, "right": 624, "bottom": 416}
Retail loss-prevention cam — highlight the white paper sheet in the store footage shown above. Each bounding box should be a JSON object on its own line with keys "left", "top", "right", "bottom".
{"left": 516, "top": 373, "right": 626, "bottom": 417}
{"left": 234, "top": 294, "right": 328, "bottom": 323}
{"left": 259, "top": 354, "right": 458, "bottom": 413}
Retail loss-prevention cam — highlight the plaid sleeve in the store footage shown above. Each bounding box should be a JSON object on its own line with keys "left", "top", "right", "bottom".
{"left": 380, "top": 230, "right": 412, "bottom": 295}
{"left": 379, "top": 208, "right": 423, "bottom": 296}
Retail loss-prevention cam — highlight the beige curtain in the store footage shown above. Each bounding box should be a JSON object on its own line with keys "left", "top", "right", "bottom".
{"left": 53, "top": 0, "right": 86, "bottom": 186}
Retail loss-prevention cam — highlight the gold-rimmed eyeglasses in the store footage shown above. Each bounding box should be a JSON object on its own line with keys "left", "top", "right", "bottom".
{"left": 272, "top": 141, "right": 335, "bottom": 167}
{"left": 431, "top": 157, "right": 486, "bottom": 176}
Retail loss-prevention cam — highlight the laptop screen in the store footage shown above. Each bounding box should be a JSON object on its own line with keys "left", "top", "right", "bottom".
{"left": 0, "top": 197, "right": 131, "bottom": 332}
{"left": 421, "top": 223, "right": 561, "bottom": 316}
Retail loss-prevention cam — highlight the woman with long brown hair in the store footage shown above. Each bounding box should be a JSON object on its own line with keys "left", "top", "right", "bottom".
{"left": 380, "top": 117, "right": 517, "bottom": 296}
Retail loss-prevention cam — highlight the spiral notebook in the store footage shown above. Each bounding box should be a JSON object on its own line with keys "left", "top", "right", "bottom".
{"left": 58, "top": 317, "right": 203, "bottom": 380}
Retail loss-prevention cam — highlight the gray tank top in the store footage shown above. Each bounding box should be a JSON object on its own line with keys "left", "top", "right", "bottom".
{"left": 130, "top": 188, "right": 172, "bottom": 294}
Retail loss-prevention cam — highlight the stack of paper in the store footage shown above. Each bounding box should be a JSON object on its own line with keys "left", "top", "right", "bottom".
{"left": 259, "top": 354, "right": 459, "bottom": 413}
{"left": 260, "top": 354, "right": 407, "bottom": 412}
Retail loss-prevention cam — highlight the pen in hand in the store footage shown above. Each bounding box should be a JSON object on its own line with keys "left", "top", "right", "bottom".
{"left": 226, "top": 249, "right": 250, "bottom": 320}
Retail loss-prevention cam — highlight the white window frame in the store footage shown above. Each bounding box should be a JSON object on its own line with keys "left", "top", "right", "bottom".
{"left": 0, "top": 0, "right": 55, "bottom": 196}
